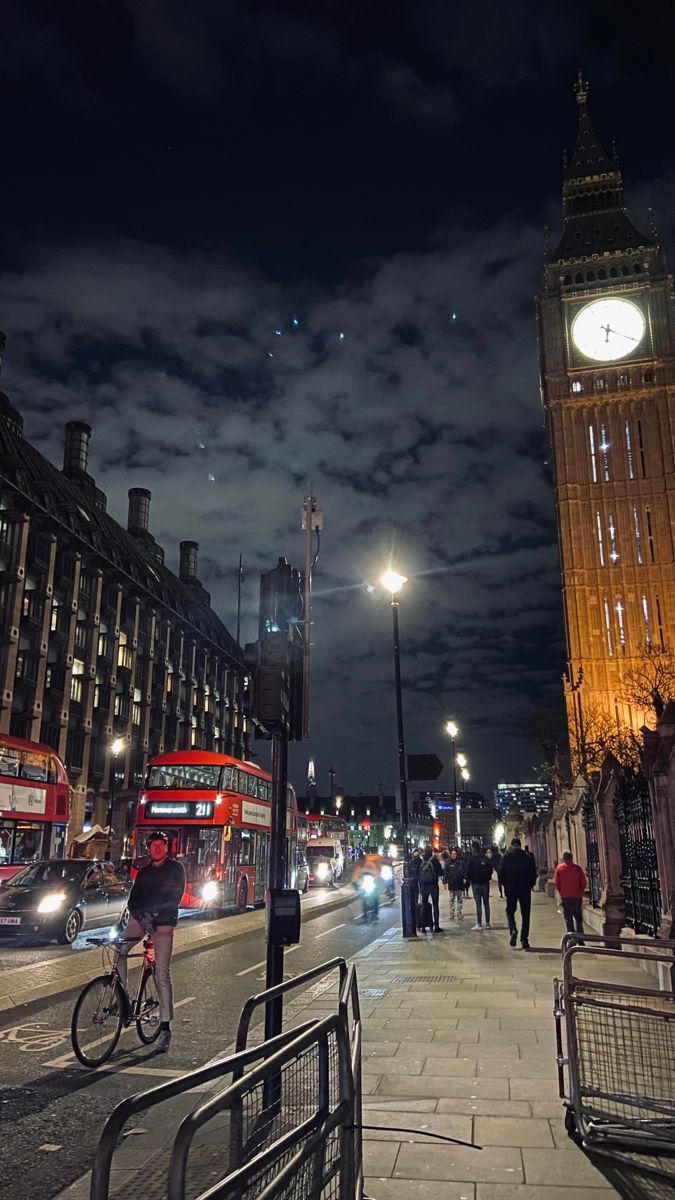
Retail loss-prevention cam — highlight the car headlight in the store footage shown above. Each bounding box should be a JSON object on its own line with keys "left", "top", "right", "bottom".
{"left": 202, "top": 881, "right": 219, "bottom": 902}
{"left": 37, "top": 892, "right": 66, "bottom": 914}
{"left": 381, "top": 866, "right": 393, "bottom": 881}
{"left": 316, "top": 862, "right": 330, "bottom": 879}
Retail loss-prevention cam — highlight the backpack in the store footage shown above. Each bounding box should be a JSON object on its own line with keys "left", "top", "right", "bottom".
{"left": 420, "top": 858, "right": 437, "bottom": 883}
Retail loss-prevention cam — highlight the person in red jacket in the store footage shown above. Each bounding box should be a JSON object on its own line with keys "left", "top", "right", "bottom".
{"left": 554, "top": 851, "right": 587, "bottom": 938}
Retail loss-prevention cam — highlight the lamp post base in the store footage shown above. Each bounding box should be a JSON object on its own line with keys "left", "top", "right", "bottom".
{"left": 400, "top": 879, "right": 417, "bottom": 938}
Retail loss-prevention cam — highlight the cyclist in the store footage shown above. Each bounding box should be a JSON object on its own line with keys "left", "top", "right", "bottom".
{"left": 117, "top": 830, "right": 185, "bottom": 1052}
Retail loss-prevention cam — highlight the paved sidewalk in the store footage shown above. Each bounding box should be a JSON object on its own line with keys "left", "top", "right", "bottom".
{"left": 0, "top": 884, "right": 352, "bottom": 1012}
{"left": 57, "top": 889, "right": 655, "bottom": 1200}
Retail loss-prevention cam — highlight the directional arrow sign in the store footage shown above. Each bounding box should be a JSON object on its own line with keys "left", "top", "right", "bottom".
{"left": 406, "top": 753, "right": 444, "bottom": 781}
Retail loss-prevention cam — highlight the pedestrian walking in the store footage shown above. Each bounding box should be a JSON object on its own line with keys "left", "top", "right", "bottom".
{"left": 419, "top": 847, "right": 443, "bottom": 933}
{"left": 409, "top": 847, "right": 423, "bottom": 927}
{"left": 466, "top": 840, "right": 493, "bottom": 930}
{"left": 443, "top": 848, "right": 466, "bottom": 920}
{"left": 498, "top": 837, "right": 537, "bottom": 951}
{"left": 490, "top": 845, "right": 504, "bottom": 897}
{"left": 554, "top": 851, "right": 587, "bottom": 939}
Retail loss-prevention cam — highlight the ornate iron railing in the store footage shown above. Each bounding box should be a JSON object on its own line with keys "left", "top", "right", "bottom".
{"left": 613, "top": 770, "right": 662, "bottom": 937}
{"left": 581, "top": 789, "right": 601, "bottom": 907}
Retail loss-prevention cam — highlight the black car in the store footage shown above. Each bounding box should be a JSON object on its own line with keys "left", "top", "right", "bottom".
{"left": 0, "top": 859, "right": 131, "bottom": 945}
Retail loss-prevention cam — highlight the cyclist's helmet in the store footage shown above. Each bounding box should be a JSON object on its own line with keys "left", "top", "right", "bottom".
{"left": 147, "top": 830, "right": 169, "bottom": 845}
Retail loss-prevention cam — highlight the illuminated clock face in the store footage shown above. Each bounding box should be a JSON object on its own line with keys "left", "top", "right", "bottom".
{"left": 571, "top": 298, "right": 646, "bottom": 362}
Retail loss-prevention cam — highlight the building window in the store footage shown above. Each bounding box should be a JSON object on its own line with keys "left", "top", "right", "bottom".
{"left": 643, "top": 371, "right": 653, "bottom": 383}
{"left": 615, "top": 599, "right": 626, "bottom": 654}
{"left": 646, "top": 507, "right": 655, "bottom": 562}
{"left": 608, "top": 513, "right": 619, "bottom": 563}
{"left": 571, "top": 380, "right": 582, "bottom": 394}
{"left": 589, "top": 425, "right": 598, "bottom": 484}
{"left": 656, "top": 595, "right": 665, "bottom": 648}
{"left": 637, "top": 419, "right": 646, "bottom": 476}
{"left": 599, "top": 424, "right": 610, "bottom": 482}
{"left": 633, "top": 508, "right": 643, "bottom": 564}
{"left": 604, "top": 599, "right": 614, "bottom": 656}
{"left": 618, "top": 373, "right": 630, "bottom": 388}
{"left": 642, "top": 596, "right": 652, "bottom": 645}
{"left": 594, "top": 377, "right": 605, "bottom": 391}
{"left": 596, "top": 511, "right": 605, "bottom": 566}
{"left": 624, "top": 421, "right": 635, "bottom": 479}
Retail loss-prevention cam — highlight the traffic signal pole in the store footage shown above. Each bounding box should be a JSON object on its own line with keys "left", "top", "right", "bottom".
{"left": 264, "top": 728, "right": 289, "bottom": 1042}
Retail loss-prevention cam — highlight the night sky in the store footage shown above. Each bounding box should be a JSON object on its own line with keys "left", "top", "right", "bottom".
{"left": 2, "top": 1, "right": 675, "bottom": 800}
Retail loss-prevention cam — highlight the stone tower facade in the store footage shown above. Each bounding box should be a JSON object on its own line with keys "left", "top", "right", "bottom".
{"left": 538, "top": 75, "right": 675, "bottom": 765}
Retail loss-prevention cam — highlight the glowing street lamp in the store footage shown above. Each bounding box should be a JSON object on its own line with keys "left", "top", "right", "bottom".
{"left": 106, "top": 737, "right": 125, "bottom": 861}
{"left": 445, "top": 720, "right": 460, "bottom": 845}
{"left": 381, "top": 567, "right": 416, "bottom": 937}
{"left": 456, "top": 752, "right": 467, "bottom": 769}
{"left": 461, "top": 767, "right": 470, "bottom": 790}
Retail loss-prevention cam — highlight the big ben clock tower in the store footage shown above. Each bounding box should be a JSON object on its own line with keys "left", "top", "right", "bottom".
{"left": 538, "top": 73, "right": 675, "bottom": 765}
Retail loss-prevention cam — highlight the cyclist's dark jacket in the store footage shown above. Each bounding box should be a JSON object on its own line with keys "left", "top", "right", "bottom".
{"left": 128, "top": 858, "right": 186, "bottom": 926}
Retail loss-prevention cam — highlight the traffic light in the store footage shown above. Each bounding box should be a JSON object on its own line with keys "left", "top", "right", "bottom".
{"left": 256, "top": 557, "right": 305, "bottom": 740}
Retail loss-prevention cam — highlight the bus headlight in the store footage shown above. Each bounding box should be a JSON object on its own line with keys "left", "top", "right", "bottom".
{"left": 202, "top": 881, "right": 219, "bottom": 903}
{"left": 315, "top": 862, "right": 330, "bottom": 881}
{"left": 37, "top": 892, "right": 66, "bottom": 914}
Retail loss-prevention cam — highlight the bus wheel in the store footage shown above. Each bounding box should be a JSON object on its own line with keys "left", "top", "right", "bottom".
{"left": 237, "top": 880, "right": 248, "bottom": 912}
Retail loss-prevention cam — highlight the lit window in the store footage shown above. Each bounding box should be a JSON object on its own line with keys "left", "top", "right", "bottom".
{"left": 625, "top": 421, "right": 635, "bottom": 479}
{"left": 600, "top": 424, "right": 610, "bottom": 482}
{"left": 642, "top": 596, "right": 652, "bottom": 645}
{"left": 589, "top": 425, "right": 598, "bottom": 484}
{"left": 633, "top": 509, "right": 643, "bottom": 564}
{"left": 608, "top": 513, "right": 619, "bottom": 563}
{"left": 596, "top": 511, "right": 605, "bottom": 566}
{"left": 604, "top": 599, "right": 613, "bottom": 655}
{"left": 615, "top": 599, "right": 626, "bottom": 653}
{"left": 571, "top": 380, "right": 582, "bottom": 394}
{"left": 595, "top": 377, "right": 605, "bottom": 391}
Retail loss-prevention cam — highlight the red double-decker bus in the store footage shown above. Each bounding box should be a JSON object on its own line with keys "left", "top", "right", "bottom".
{"left": 307, "top": 813, "right": 349, "bottom": 850}
{"left": 133, "top": 750, "right": 298, "bottom": 913}
{"left": 0, "top": 733, "right": 71, "bottom": 880}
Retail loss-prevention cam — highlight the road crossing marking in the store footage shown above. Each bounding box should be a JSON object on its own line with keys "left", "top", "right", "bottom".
{"left": 235, "top": 944, "right": 300, "bottom": 977}
{"left": 315, "top": 923, "right": 345, "bottom": 939}
{"left": 42, "top": 996, "right": 195, "bottom": 1068}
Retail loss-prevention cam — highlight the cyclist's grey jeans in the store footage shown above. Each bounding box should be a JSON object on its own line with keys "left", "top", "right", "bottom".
{"left": 117, "top": 918, "right": 175, "bottom": 1023}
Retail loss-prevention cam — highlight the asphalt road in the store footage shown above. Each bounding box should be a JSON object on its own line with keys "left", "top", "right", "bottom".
{"left": 0, "top": 888, "right": 395, "bottom": 1199}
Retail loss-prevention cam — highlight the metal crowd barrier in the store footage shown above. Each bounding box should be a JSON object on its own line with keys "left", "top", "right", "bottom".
{"left": 554, "top": 933, "right": 675, "bottom": 1194}
{"left": 90, "top": 957, "right": 362, "bottom": 1200}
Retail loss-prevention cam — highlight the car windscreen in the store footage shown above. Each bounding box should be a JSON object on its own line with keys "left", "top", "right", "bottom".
{"left": 306, "top": 846, "right": 334, "bottom": 858}
{"left": 8, "top": 862, "right": 86, "bottom": 887}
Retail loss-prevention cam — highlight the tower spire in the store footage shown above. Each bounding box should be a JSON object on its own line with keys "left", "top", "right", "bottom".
{"left": 566, "top": 70, "right": 614, "bottom": 180}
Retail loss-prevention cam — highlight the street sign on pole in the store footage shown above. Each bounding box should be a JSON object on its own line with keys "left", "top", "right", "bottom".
{"left": 407, "top": 753, "right": 444, "bottom": 781}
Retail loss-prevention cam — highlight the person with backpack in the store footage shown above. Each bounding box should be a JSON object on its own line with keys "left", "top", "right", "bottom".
{"left": 466, "top": 840, "right": 494, "bottom": 930}
{"left": 419, "top": 847, "right": 443, "bottom": 933}
{"left": 443, "top": 848, "right": 466, "bottom": 920}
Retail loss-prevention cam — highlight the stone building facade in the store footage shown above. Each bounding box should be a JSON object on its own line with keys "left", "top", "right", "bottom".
{"left": 0, "top": 341, "right": 250, "bottom": 850}
{"left": 538, "top": 75, "right": 675, "bottom": 764}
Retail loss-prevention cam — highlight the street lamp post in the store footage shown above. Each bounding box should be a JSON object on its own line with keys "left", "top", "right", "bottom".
{"left": 446, "top": 721, "right": 459, "bottom": 845}
{"left": 381, "top": 569, "right": 416, "bottom": 938}
{"left": 106, "top": 738, "right": 124, "bottom": 862}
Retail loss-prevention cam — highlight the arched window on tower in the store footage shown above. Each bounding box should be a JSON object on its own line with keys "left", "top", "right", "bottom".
{"left": 586, "top": 270, "right": 596, "bottom": 282}
{"left": 610, "top": 267, "right": 618, "bottom": 278}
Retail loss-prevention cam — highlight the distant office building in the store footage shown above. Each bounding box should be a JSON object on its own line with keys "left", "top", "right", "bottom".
{"left": 414, "top": 790, "right": 496, "bottom": 848}
{"left": 494, "top": 782, "right": 553, "bottom": 817}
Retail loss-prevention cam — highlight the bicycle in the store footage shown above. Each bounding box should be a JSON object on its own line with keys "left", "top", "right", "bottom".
{"left": 70, "top": 931, "right": 161, "bottom": 1068}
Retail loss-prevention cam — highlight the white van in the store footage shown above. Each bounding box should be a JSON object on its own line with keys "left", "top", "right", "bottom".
{"left": 306, "top": 839, "right": 345, "bottom": 886}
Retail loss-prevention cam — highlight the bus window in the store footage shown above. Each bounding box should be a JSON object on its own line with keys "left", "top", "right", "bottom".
{"left": 219, "top": 765, "right": 233, "bottom": 790}
{"left": 239, "top": 831, "right": 252, "bottom": 865}
{"left": 20, "top": 752, "right": 49, "bottom": 783}
{"left": 259, "top": 779, "right": 270, "bottom": 801}
{"left": 0, "top": 747, "right": 20, "bottom": 778}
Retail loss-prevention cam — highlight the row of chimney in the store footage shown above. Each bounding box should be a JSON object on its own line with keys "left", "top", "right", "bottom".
{"left": 0, "top": 337, "right": 203, "bottom": 589}
{"left": 62, "top": 421, "right": 200, "bottom": 583}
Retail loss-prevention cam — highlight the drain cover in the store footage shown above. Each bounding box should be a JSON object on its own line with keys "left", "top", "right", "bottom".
{"left": 389, "top": 975, "right": 456, "bottom": 984}
{"left": 360, "top": 988, "right": 388, "bottom": 997}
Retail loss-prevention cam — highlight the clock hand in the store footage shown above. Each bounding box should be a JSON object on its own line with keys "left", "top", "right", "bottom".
{"left": 603, "top": 326, "right": 639, "bottom": 343}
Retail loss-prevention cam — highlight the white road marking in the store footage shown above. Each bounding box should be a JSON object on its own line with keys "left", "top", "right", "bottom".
{"left": 315, "top": 923, "right": 345, "bottom": 939}
{"left": 42, "top": 996, "right": 195, "bottom": 1068}
{"left": 235, "top": 944, "right": 300, "bottom": 976}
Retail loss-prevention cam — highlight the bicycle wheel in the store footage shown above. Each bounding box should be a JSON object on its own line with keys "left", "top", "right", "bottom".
{"left": 136, "top": 969, "right": 161, "bottom": 1044}
{"left": 71, "top": 975, "right": 124, "bottom": 1068}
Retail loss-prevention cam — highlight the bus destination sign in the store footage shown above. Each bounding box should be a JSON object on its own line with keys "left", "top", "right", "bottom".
{"left": 146, "top": 800, "right": 215, "bottom": 820}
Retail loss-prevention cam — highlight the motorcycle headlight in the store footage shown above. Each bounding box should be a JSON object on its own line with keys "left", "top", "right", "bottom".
{"left": 316, "top": 862, "right": 330, "bottom": 880}
{"left": 37, "top": 892, "right": 66, "bottom": 914}
{"left": 381, "top": 866, "right": 393, "bottom": 881}
{"left": 362, "top": 875, "right": 375, "bottom": 893}
{"left": 202, "top": 881, "right": 219, "bottom": 902}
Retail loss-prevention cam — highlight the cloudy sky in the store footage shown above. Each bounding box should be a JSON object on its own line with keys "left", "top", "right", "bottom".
{"left": 2, "top": 0, "right": 674, "bottom": 800}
